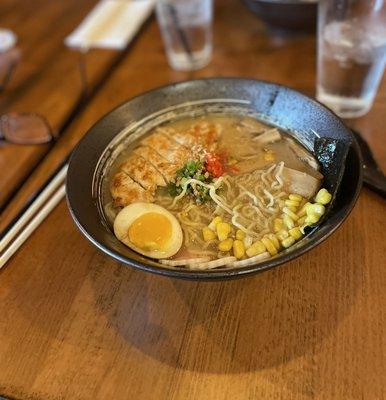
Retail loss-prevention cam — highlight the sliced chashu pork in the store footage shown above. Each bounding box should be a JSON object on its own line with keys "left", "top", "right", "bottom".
{"left": 141, "top": 131, "right": 191, "bottom": 165}
{"left": 282, "top": 167, "right": 322, "bottom": 199}
{"left": 120, "top": 153, "right": 166, "bottom": 190}
{"left": 133, "top": 145, "right": 178, "bottom": 182}
{"left": 110, "top": 171, "right": 154, "bottom": 207}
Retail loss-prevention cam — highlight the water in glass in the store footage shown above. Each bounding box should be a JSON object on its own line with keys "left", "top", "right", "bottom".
{"left": 317, "top": 2, "right": 386, "bottom": 118}
{"left": 156, "top": 0, "right": 212, "bottom": 71}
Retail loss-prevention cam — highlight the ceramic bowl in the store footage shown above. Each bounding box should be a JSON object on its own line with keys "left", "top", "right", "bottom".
{"left": 66, "top": 78, "right": 362, "bottom": 280}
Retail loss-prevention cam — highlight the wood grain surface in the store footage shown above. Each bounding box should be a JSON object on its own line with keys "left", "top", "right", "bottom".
{"left": 0, "top": 0, "right": 140, "bottom": 208}
{"left": 0, "top": 1, "right": 385, "bottom": 399}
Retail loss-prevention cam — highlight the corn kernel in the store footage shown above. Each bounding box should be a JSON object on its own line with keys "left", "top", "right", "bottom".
{"left": 289, "top": 194, "right": 303, "bottom": 202}
{"left": 216, "top": 222, "right": 231, "bottom": 241}
{"left": 281, "top": 237, "right": 296, "bottom": 248}
{"left": 305, "top": 213, "right": 320, "bottom": 225}
{"left": 298, "top": 198, "right": 307, "bottom": 209}
{"left": 233, "top": 240, "right": 245, "bottom": 259}
{"left": 208, "top": 216, "right": 222, "bottom": 231}
{"left": 236, "top": 229, "right": 246, "bottom": 240}
{"left": 285, "top": 199, "right": 300, "bottom": 208}
{"left": 276, "top": 229, "right": 289, "bottom": 241}
{"left": 287, "top": 205, "right": 297, "bottom": 213}
{"left": 261, "top": 237, "right": 278, "bottom": 256}
{"left": 264, "top": 151, "right": 275, "bottom": 162}
{"left": 297, "top": 215, "right": 307, "bottom": 226}
{"left": 202, "top": 227, "right": 216, "bottom": 242}
{"left": 307, "top": 203, "right": 325, "bottom": 216}
{"left": 305, "top": 203, "right": 314, "bottom": 212}
{"left": 214, "top": 216, "right": 222, "bottom": 224}
{"left": 297, "top": 202, "right": 312, "bottom": 217}
{"left": 283, "top": 207, "right": 299, "bottom": 221}
{"left": 289, "top": 227, "right": 303, "bottom": 240}
{"left": 243, "top": 235, "right": 253, "bottom": 249}
{"left": 246, "top": 240, "right": 266, "bottom": 257}
{"left": 273, "top": 218, "right": 283, "bottom": 233}
{"left": 315, "top": 188, "right": 332, "bottom": 205}
{"left": 266, "top": 234, "right": 280, "bottom": 250}
{"left": 283, "top": 214, "right": 295, "bottom": 230}
{"left": 218, "top": 238, "right": 233, "bottom": 252}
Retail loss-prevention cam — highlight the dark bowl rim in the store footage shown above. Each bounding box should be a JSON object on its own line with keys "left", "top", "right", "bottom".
{"left": 66, "top": 77, "right": 363, "bottom": 281}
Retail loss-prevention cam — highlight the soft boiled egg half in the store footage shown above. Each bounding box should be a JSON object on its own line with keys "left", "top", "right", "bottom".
{"left": 113, "top": 202, "right": 183, "bottom": 259}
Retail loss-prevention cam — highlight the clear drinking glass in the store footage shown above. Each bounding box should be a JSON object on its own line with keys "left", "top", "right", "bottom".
{"left": 156, "top": 0, "right": 213, "bottom": 71}
{"left": 317, "top": 0, "right": 386, "bottom": 118}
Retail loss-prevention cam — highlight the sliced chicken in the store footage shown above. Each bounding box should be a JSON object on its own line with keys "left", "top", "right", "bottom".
{"left": 133, "top": 146, "right": 178, "bottom": 182}
{"left": 142, "top": 131, "right": 191, "bottom": 165}
{"left": 120, "top": 154, "right": 166, "bottom": 190}
{"left": 154, "top": 126, "right": 191, "bottom": 148}
{"left": 110, "top": 123, "right": 219, "bottom": 209}
{"left": 164, "top": 128, "right": 199, "bottom": 148}
{"left": 191, "top": 121, "right": 219, "bottom": 148}
{"left": 110, "top": 171, "right": 154, "bottom": 207}
{"left": 159, "top": 122, "right": 219, "bottom": 150}
{"left": 282, "top": 167, "right": 321, "bottom": 199}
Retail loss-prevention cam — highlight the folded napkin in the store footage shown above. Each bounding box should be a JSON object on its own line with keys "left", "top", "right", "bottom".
{"left": 65, "top": 0, "right": 155, "bottom": 50}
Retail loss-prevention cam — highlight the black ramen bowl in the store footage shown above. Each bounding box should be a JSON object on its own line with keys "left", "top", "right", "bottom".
{"left": 66, "top": 78, "right": 362, "bottom": 281}
{"left": 243, "top": 0, "right": 317, "bottom": 31}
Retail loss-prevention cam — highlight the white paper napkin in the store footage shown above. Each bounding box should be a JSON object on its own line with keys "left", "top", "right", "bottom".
{"left": 65, "top": 0, "right": 155, "bottom": 50}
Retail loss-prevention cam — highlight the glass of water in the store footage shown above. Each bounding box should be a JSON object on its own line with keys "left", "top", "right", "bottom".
{"left": 317, "top": 0, "right": 386, "bottom": 118}
{"left": 156, "top": 0, "right": 213, "bottom": 71}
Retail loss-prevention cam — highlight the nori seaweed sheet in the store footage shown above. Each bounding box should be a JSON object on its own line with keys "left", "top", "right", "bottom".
{"left": 314, "top": 137, "right": 350, "bottom": 200}
{"left": 302, "top": 137, "right": 350, "bottom": 234}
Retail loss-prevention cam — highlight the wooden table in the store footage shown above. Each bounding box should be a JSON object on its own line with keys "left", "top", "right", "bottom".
{"left": 1, "top": 1, "right": 385, "bottom": 399}
{"left": 0, "top": 0, "right": 134, "bottom": 208}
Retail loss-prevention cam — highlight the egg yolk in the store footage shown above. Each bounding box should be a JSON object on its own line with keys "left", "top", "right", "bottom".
{"left": 128, "top": 212, "right": 172, "bottom": 252}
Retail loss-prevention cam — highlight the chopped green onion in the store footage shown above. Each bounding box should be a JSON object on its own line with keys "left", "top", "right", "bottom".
{"left": 167, "top": 159, "right": 216, "bottom": 204}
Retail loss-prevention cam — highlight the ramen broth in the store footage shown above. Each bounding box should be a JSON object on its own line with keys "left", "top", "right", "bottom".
{"left": 105, "top": 114, "right": 328, "bottom": 269}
